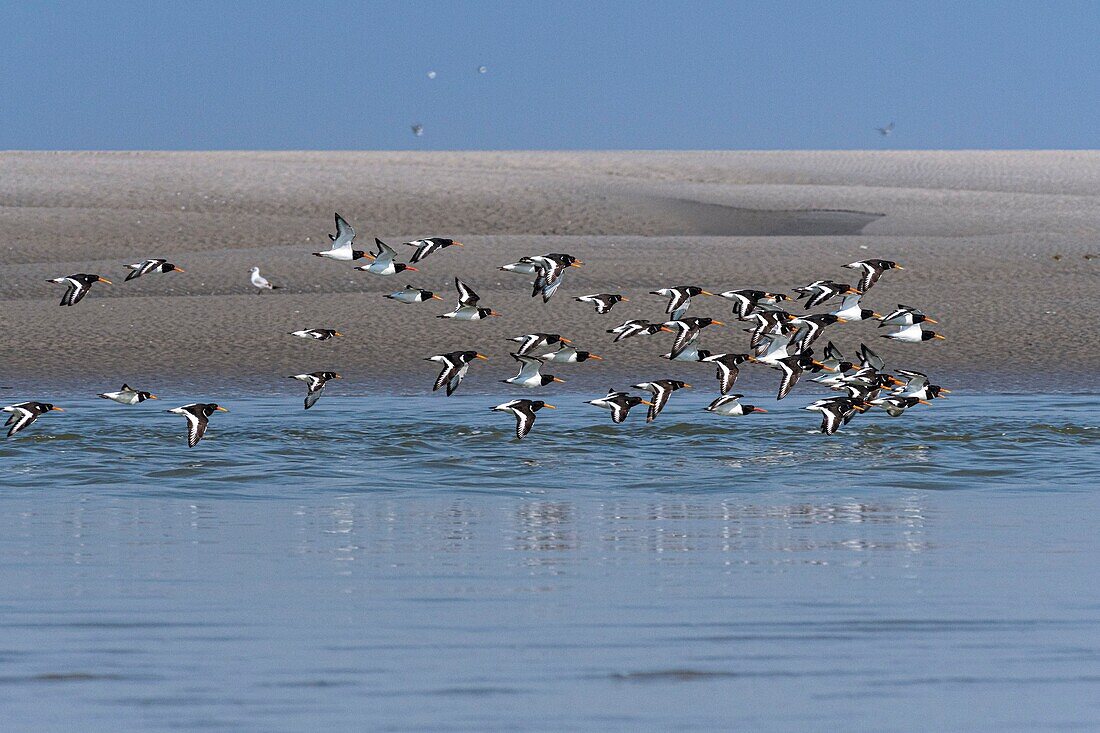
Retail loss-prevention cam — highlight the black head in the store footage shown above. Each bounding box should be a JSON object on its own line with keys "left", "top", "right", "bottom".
{"left": 317, "top": 371, "right": 340, "bottom": 381}
{"left": 395, "top": 263, "right": 418, "bottom": 274}
{"left": 684, "top": 286, "right": 704, "bottom": 297}
{"left": 529, "top": 400, "right": 548, "bottom": 412}
{"left": 668, "top": 380, "right": 689, "bottom": 390}
{"left": 352, "top": 250, "right": 367, "bottom": 260}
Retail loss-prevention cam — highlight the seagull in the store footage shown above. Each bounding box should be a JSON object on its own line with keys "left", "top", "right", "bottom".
{"left": 881, "top": 324, "right": 945, "bottom": 343}
{"left": 425, "top": 351, "right": 488, "bottom": 396}
{"left": 3, "top": 401, "right": 63, "bottom": 437}
{"left": 411, "top": 123, "right": 424, "bottom": 137}
{"left": 355, "top": 239, "right": 419, "bottom": 276}
{"left": 48, "top": 274, "right": 112, "bottom": 306}
{"left": 250, "top": 267, "right": 280, "bottom": 293}
{"left": 876, "top": 121, "right": 895, "bottom": 136}
{"left": 491, "top": 399, "right": 554, "bottom": 440}
{"left": 289, "top": 328, "right": 343, "bottom": 341}
{"left": 844, "top": 259, "right": 902, "bottom": 292}
{"left": 607, "top": 319, "right": 670, "bottom": 342}
{"left": 312, "top": 213, "right": 367, "bottom": 261}
{"left": 831, "top": 294, "right": 881, "bottom": 322}
{"left": 404, "top": 237, "right": 464, "bottom": 264}
{"left": 528, "top": 253, "right": 583, "bottom": 302}
{"left": 699, "top": 353, "right": 752, "bottom": 394}
{"left": 439, "top": 278, "right": 500, "bottom": 320}
{"left": 575, "top": 293, "right": 627, "bottom": 314}
{"left": 124, "top": 259, "right": 185, "bottom": 281}
{"left": 289, "top": 371, "right": 341, "bottom": 409}
{"left": 98, "top": 384, "right": 157, "bottom": 405}
{"left": 586, "top": 389, "right": 649, "bottom": 424}
{"left": 703, "top": 394, "right": 767, "bottom": 417}
{"left": 384, "top": 285, "right": 443, "bottom": 303}
{"left": 879, "top": 304, "right": 938, "bottom": 327}
{"left": 652, "top": 286, "right": 713, "bottom": 319}
{"left": 534, "top": 345, "right": 602, "bottom": 363}
{"left": 508, "top": 333, "right": 571, "bottom": 356}
{"left": 503, "top": 354, "right": 564, "bottom": 388}
{"left": 718, "top": 289, "right": 788, "bottom": 319}
{"left": 632, "top": 380, "right": 690, "bottom": 422}
{"left": 167, "top": 403, "right": 228, "bottom": 447}
{"left": 663, "top": 317, "right": 724, "bottom": 359}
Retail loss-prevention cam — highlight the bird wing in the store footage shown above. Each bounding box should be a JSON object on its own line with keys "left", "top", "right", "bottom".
{"left": 665, "top": 322, "right": 698, "bottom": 357}
{"left": 455, "top": 278, "right": 480, "bottom": 307}
{"left": 182, "top": 409, "right": 208, "bottom": 448}
{"left": 858, "top": 263, "right": 882, "bottom": 292}
{"left": 304, "top": 380, "right": 327, "bottom": 409}
{"left": 820, "top": 407, "right": 843, "bottom": 434}
{"left": 445, "top": 363, "right": 470, "bottom": 396}
{"left": 60, "top": 278, "right": 86, "bottom": 306}
{"left": 511, "top": 404, "right": 537, "bottom": 439}
{"left": 775, "top": 359, "right": 803, "bottom": 400}
{"left": 372, "top": 238, "right": 396, "bottom": 267}
{"left": 5, "top": 406, "right": 37, "bottom": 437}
{"left": 512, "top": 354, "right": 545, "bottom": 381}
{"left": 858, "top": 343, "right": 885, "bottom": 371}
{"left": 331, "top": 213, "right": 355, "bottom": 248}
{"left": 895, "top": 369, "right": 929, "bottom": 388}
{"left": 665, "top": 289, "right": 691, "bottom": 314}
{"left": 609, "top": 400, "right": 631, "bottom": 424}
{"left": 407, "top": 240, "right": 436, "bottom": 263}
{"left": 431, "top": 356, "right": 458, "bottom": 392}
{"left": 646, "top": 384, "right": 671, "bottom": 422}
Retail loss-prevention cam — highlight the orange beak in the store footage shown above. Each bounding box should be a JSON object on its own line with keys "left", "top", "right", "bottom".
{"left": 148, "top": 394, "right": 159, "bottom": 400}
{"left": 926, "top": 318, "right": 939, "bottom": 324}
{"left": 621, "top": 297, "right": 629, "bottom": 302}
{"left": 406, "top": 266, "right": 419, "bottom": 272}
{"left": 453, "top": 241, "right": 464, "bottom": 247}
{"left": 431, "top": 294, "right": 443, "bottom": 300}
{"left": 872, "top": 312, "right": 883, "bottom": 319}
{"left": 701, "top": 291, "right": 714, "bottom": 296}
{"left": 640, "top": 400, "right": 653, "bottom": 406}
{"left": 50, "top": 406, "right": 65, "bottom": 412}
{"left": 174, "top": 267, "right": 186, "bottom": 273}
{"left": 940, "top": 388, "right": 952, "bottom": 394}
{"left": 711, "top": 320, "right": 725, "bottom": 326}
{"left": 835, "top": 318, "right": 848, "bottom": 324}
{"left": 544, "top": 404, "right": 556, "bottom": 409}
{"left": 334, "top": 374, "right": 343, "bottom": 379}
{"left": 334, "top": 332, "right": 345, "bottom": 337}
{"left": 752, "top": 407, "right": 768, "bottom": 413}
{"left": 895, "top": 265, "right": 905, "bottom": 270}
{"left": 476, "top": 353, "right": 489, "bottom": 360}
{"left": 215, "top": 406, "right": 229, "bottom": 412}
{"left": 561, "top": 338, "right": 573, "bottom": 344}
{"left": 660, "top": 326, "right": 673, "bottom": 333}
{"left": 489, "top": 310, "right": 502, "bottom": 317}
{"left": 589, "top": 354, "right": 604, "bottom": 360}
{"left": 918, "top": 399, "right": 932, "bottom": 405}
{"left": 933, "top": 334, "right": 946, "bottom": 340}
{"left": 570, "top": 261, "right": 584, "bottom": 268}
{"left": 97, "top": 277, "right": 113, "bottom": 284}
{"left": 552, "top": 377, "right": 566, "bottom": 383}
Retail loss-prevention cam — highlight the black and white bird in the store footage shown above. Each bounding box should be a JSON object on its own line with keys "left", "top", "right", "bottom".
{"left": 575, "top": 293, "right": 627, "bottom": 314}
{"left": 490, "top": 399, "right": 554, "bottom": 440}
{"left": 499, "top": 257, "right": 541, "bottom": 276}
{"left": 528, "top": 253, "right": 583, "bottom": 302}
{"left": 586, "top": 389, "right": 649, "bottom": 424}
{"left": 703, "top": 394, "right": 767, "bottom": 417}
{"left": 98, "top": 384, "right": 157, "bottom": 405}
{"left": 870, "top": 395, "right": 928, "bottom": 417}
{"left": 312, "top": 213, "right": 367, "bottom": 261}
{"left": 793, "top": 280, "right": 858, "bottom": 309}
{"left": 652, "top": 285, "right": 713, "bottom": 319}
{"left": 664, "top": 317, "right": 724, "bottom": 359}
{"left": 817, "top": 342, "right": 856, "bottom": 374}
{"left": 355, "top": 238, "right": 419, "bottom": 276}
{"left": 384, "top": 285, "right": 443, "bottom": 304}
{"left": 699, "top": 353, "right": 752, "bottom": 394}
{"left": 789, "top": 313, "right": 845, "bottom": 351}
{"left": 3, "top": 401, "right": 63, "bottom": 438}
{"left": 876, "top": 121, "right": 895, "bottom": 136}
{"left": 425, "top": 351, "right": 488, "bottom": 396}
{"left": 404, "top": 237, "right": 464, "bottom": 264}
{"left": 857, "top": 343, "right": 886, "bottom": 371}
{"left": 744, "top": 310, "right": 796, "bottom": 348}
{"left": 632, "top": 380, "right": 690, "bottom": 422}
{"left": 124, "top": 259, "right": 185, "bottom": 281}
{"left": 508, "top": 333, "right": 571, "bottom": 356}
{"left": 844, "top": 259, "right": 902, "bottom": 292}
{"left": 534, "top": 345, "right": 602, "bottom": 363}
{"left": 167, "top": 403, "right": 228, "bottom": 447}
{"left": 503, "top": 354, "right": 564, "bottom": 388}
{"left": 805, "top": 397, "right": 868, "bottom": 434}
{"left": 881, "top": 324, "right": 945, "bottom": 343}
{"left": 439, "top": 278, "right": 500, "bottom": 320}
{"left": 879, "top": 304, "right": 938, "bottom": 327}
{"left": 289, "top": 371, "right": 341, "bottom": 409}
{"left": 48, "top": 274, "right": 112, "bottom": 306}
{"left": 607, "top": 319, "right": 670, "bottom": 342}
{"left": 892, "top": 369, "right": 950, "bottom": 401}
{"left": 831, "top": 294, "right": 881, "bottom": 322}
{"left": 718, "top": 289, "right": 788, "bottom": 319}
{"left": 250, "top": 267, "right": 280, "bottom": 293}
{"left": 289, "top": 328, "right": 343, "bottom": 341}
{"left": 763, "top": 352, "right": 816, "bottom": 400}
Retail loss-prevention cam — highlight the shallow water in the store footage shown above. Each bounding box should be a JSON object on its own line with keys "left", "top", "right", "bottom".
{"left": 1, "top": 393, "right": 1098, "bottom": 731}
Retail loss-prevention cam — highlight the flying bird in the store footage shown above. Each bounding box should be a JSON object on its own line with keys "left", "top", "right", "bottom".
{"left": 575, "top": 293, "right": 627, "bottom": 314}
{"left": 844, "top": 259, "right": 902, "bottom": 292}
{"left": 426, "top": 351, "right": 488, "bottom": 396}
{"left": 881, "top": 324, "right": 945, "bottom": 343}
{"left": 312, "top": 213, "right": 367, "bottom": 261}
{"left": 289, "top": 328, "right": 343, "bottom": 341}
{"left": 704, "top": 394, "right": 767, "bottom": 417}
{"left": 508, "top": 333, "right": 571, "bottom": 356}
{"left": 438, "top": 278, "right": 500, "bottom": 320}
{"left": 491, "top": 399, "right": 554, "bottom": 440}
{"left": 503, "top": 354, "right": 564, "bottom": 388}
{"left": 167, "top": 403, "right": 228, "bottom": 447}
{"left": 3, "top": 401, "right": 63, "bottom": 437}
{"left": 699, "top": 353, "right": 751, "bottom": 394}
{"left": 586, "top": 389, "right": 649, "bottom": 424}
{"left": 652, "top": 286, "right": 713, "bottom": 319}
{"left": 876, "top": 122, "right": 895, "bottom": 136}
{"left": 404, "top": 237, "right": 463, "bottom": 264}
{"left": 632, "top": 380, "right": 691, "bottom": 422}
{"left": 608, "top": 319, "right": 670, "bottom": 342}
{"left": 124, "top": 259, "right": 185, "bottom": 281}
{"left": 98, "top": 384, "right": 157, "bottom": 405}
{"left": 355, "top": 239, "right": 419, "bottom": 276}
{"left": 48, "top": 274, "right": 111, "bottom": 306}
{"left": 384, "top": 285, "right": 443, "bottom": 303}
{"left": 289, "top": 371, "right": 341, "bottom": 409}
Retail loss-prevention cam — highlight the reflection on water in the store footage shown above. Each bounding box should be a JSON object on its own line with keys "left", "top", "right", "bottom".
{"left": 0, "top": 395, "right": 1097, "bottom": 731}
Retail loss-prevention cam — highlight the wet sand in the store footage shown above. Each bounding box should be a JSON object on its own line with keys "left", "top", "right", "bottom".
{"left": 2, "top": 151, "right": 1098, "bottom": 393}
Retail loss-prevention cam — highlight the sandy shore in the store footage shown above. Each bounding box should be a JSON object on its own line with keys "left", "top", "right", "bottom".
{"left": 2, "top": 151, "right": 1098, "bottom": 394}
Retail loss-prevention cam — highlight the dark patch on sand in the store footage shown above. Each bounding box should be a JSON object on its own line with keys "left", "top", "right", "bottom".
{"left": 638, "top": 196, "right": 885, "bottom": 236}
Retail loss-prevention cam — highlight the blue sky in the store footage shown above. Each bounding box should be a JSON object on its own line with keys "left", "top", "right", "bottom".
{"left": 1, "top": 0, "right": 1097, "bottom": 149}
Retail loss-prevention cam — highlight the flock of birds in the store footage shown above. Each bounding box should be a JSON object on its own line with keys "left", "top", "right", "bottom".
{"left": 6, "top": 213, "right": 947, "bottom": 445}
